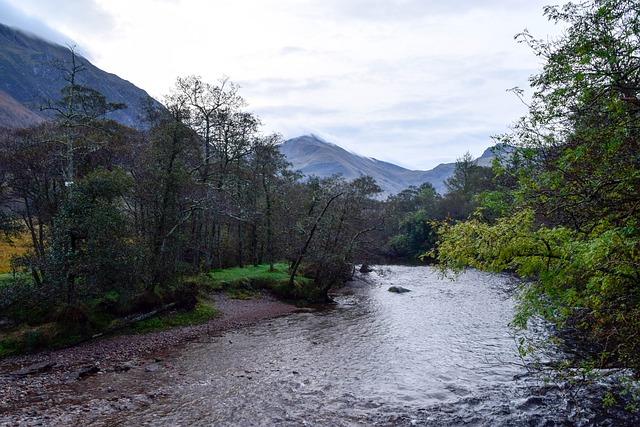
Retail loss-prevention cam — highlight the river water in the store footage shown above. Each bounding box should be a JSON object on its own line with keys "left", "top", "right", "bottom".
{"left": 112, "top": 266, "right": 634, "bottom": 426}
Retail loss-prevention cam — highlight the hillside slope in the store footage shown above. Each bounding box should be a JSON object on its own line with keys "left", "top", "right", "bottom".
{"left": 0, "top": 22, "right": 162, "bottom": 129}
{"left": 0, "top": 89, "right": 44, "bottom": 128}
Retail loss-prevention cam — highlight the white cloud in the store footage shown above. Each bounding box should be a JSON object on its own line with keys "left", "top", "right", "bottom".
{"left": 0, "top": 0, "right": 565, "bottom": 169}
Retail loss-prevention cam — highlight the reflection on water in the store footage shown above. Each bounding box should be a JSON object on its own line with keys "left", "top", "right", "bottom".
{"left": 111, "top": 266, "right": 634, "bottom": 426}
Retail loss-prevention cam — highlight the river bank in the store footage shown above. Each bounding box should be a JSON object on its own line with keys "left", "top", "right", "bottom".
{"left": 0, "top": 292, "right": 301, "bottom": 425}
{"left": 2, "top": 266, "right": 637, "bottom": 426}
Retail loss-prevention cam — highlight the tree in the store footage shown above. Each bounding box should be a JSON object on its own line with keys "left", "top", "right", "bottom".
{"left": 43, "top": 46, "right": 125, "bottom": 186}
{"left": 169, "top": 76, "right": 243, "bottom": 182}
{"left": 287, "top": 175, "right": 383, "bottom": 298}
{"left": 440, "top": 153, "right": 495, "bottom": 220}
{"left": 436, "top": 0, "right": 640, "bottom": 370}
{"left": 383, "top": 182, "right": 442, "bottom": 260}
{"left": 47, "top": 168, "right": 136, "bottom": 304}
{"left": 249, "top": 134, "right": 289, "bottom": 271}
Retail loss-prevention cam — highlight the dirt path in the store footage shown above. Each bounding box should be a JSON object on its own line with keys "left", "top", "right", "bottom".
{"left": 0, "top": 293, "right": 301, "bottom": 426}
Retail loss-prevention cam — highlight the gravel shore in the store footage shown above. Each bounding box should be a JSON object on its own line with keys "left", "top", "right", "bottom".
{"left": 0, "top": 293, "right": 300, "bottom": 426}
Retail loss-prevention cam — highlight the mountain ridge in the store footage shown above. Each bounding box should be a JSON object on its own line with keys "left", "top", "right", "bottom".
{"left": 0, "top": 22, "right": 162, "bottom": 129}
{"left": 280, "top": 134, "right": 508, "bottom": 195}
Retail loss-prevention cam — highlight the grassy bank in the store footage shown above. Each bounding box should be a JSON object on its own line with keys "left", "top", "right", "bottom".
{"left": 0, "top": 263, "right": 315, "bottom": 358}
{"left": 130, "top": 300, "right": 219, "bottom": 334}
{"left": 191, "top": 263, "right": 319, "bottom": 302}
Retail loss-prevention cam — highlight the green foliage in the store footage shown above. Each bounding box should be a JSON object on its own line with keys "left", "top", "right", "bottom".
{"left": 0, "top": 273, "right": 52, "bottom": 325}
{"left": 0, "top": 53, "right": 382, "bottom": 355}
{"left": 0, "top": 272, "right": 23, "bottom": 288}
{"left": 445, "top": 152, "right": 495, "bottom": 201}
{"left": 435, "top": 0, "right": 640, "bottom": 373}
{"left": 382, "top": 159, "right": 499, "bottom": 261}
{"left": 384, "top": 182, "right": 443, "bottom": 260}
{"left": 0, "top": 338, "right": 20, "bottom": 358}
{"left": 388, "top": 210, "right": 438, "bottom": 260}
{"left": 436, "top": 210, "right": 640, "bottom": 367}
{"left": 46, "top": 167, "right": 141, "bottom": 304}
{"left": 0, "top": 322, "right": 83, "bottom": 356}
{"left": 131, "top": 301, "right": 219, "bottom": 334}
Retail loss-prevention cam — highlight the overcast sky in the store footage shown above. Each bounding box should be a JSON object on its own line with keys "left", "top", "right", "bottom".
{"left": 0, "top": 0, "right": 564, "bottom": 169}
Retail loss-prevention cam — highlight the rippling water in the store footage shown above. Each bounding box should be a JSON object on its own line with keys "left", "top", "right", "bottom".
{"left": 114, "top": 266, "right": 634, "bottom": 426}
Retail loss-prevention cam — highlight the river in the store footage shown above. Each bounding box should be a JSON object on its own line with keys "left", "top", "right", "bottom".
{"left": 103, "top": 265, "right": 633, "bottom": 426}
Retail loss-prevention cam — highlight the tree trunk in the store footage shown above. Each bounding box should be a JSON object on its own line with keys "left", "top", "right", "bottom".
{"left": 289, "top": 192, "right": 342, "bottom": 287}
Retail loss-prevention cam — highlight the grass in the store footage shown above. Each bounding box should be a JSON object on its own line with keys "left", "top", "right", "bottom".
{"left": 209, "top": 263, "right": 301, "bottom": 284}
{"left": 203, "top": 263, "right": 321, "bottom": 302}
{"left": 0, "top": 272, "right": 13, "bottom": 288}
{"left": 130, "top": 300, "right": 219, "bottom": 334}
{"left": 0, "top": 272, "right": 31, "bottom": 288}
{"left": 0, "top": 233, "right": 32, "bottom": 274}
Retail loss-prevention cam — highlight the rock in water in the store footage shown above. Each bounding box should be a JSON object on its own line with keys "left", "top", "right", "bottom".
{"left": 359, "top": 264, "right": 373, "bottom": 273}
{"left": 388, "top": 286, "right": 411, "bottom": 293}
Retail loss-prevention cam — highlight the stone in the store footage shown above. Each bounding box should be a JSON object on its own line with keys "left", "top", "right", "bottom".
{"left": 11, "top": 361, "right": 55, "bottom": 377}
{"left": 114, "top": 362, "right": 134, "bottom": 373}
{"left": 388, "top": 286, "right": 411, "bottom": 293}
{"left": 145, "top": 363, "right": 161, "bottom": 372}
{"left": 359, "top": 264, "right": 373, "bottom": 273}
{"left": 76, "top": 365, "right": 100, "bottom": 380}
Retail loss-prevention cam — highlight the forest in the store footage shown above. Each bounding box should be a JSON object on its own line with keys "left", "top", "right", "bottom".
{"left": 0, "top": 59, "right": 396, "bottom": 353}
{"left": 0, "top": 0, "right": 638, "bottom": 400}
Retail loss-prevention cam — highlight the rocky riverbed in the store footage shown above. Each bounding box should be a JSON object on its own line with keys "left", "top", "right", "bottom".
{"left": 0, "top": 293, "right": 300, "bottom": 426}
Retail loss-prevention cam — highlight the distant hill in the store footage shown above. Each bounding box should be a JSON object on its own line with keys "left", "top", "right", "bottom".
{"left": 0, "top": 89, "right": 44, "bottom": 128}
{"left": 280, "top": 135, "right": 511, "bottom": 195}
{"left": 0, "top": 22, "right": 163, "bottom": 129}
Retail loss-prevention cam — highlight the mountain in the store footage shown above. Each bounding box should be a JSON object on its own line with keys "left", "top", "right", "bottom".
{"left": 0, "top": 89, "right": 45, "bottom": 128}
{"left": 0, "top": 23, "right": 162, "bottom": 129}
{"left": 280, "top": 135, "right": 510, "bottom": 195}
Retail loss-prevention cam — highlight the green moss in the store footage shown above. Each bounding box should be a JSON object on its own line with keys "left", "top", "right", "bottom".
{"left": 131, "top": 300, "right": 219, "bottom": 334}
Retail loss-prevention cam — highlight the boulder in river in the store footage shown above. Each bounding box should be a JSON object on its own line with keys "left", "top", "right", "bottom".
{"left": 359, "top": 264, "right": 373, "bottom": 273}
{"left": 388, "top": 286, "right": 411, "bottom": 293}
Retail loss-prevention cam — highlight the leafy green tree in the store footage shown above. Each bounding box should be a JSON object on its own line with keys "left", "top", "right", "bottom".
{"left": 436, "top": 0, "right": 640, "bottom": 370}
{"left": 385, "top": 182, "right": 442, "bottom": 260}
{"left": 440, "top": 153, "right": 495, "bottom": 220}
{"left": 47, "top": 168, "right": 136, "bottom": 305}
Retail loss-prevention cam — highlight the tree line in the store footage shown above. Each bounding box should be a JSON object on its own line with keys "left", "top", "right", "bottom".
{"left": 0, "top": 55, "right": 382, "bottom": 344}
